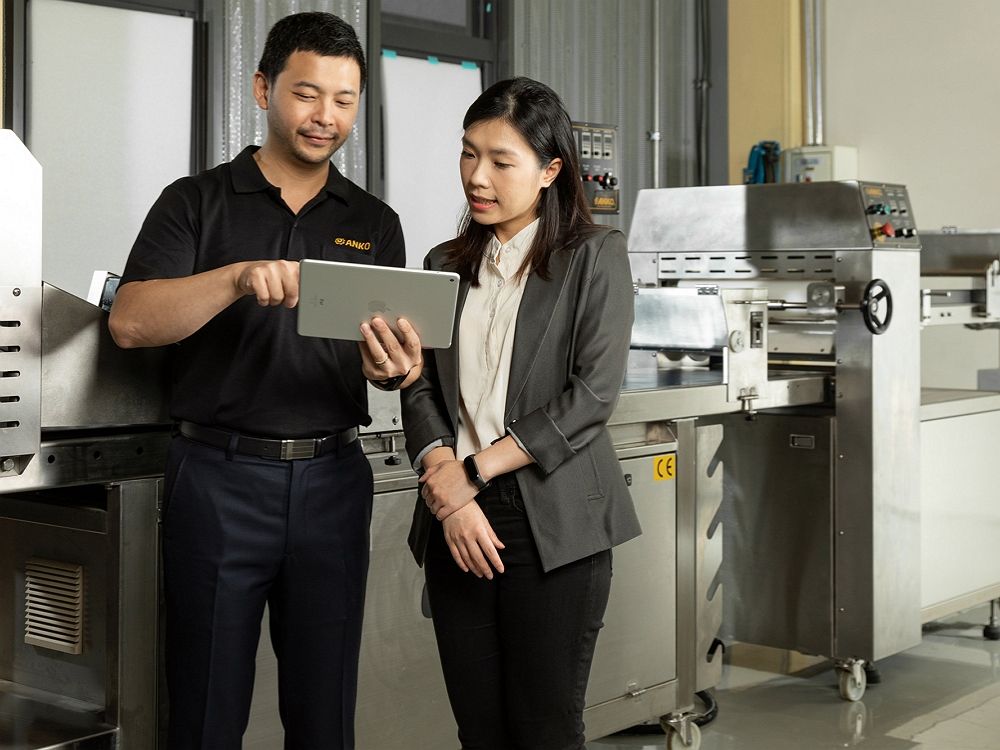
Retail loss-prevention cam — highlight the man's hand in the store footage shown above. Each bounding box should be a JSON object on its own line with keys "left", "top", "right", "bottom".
{"left": 236, "top": 260, "right": 300, "bottom": 308}
{"left": 110, "top": 258, "right": 297, "bottom": 349}
{"left": 359, "top": 316, "right": 423, "bottom": 387}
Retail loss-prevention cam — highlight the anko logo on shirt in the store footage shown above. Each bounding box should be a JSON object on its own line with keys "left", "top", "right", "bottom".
{"left": 334, "top": 236, "right": 373, "bottom": 252}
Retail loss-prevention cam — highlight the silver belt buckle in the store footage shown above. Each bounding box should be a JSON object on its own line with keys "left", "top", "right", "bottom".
{"left": 279, "top": 438, "right": 318, "bottom": 460}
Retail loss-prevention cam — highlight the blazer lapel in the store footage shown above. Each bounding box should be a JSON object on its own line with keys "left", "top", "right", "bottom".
{"left": 435, "top": 275, "right": 470, "bottom": 429}
{"left": 505, "top": 248, "right": 572, "bottom": 418}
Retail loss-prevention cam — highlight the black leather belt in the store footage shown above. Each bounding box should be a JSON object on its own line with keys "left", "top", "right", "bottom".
{"left": 179, "top": 421, "right": 358, "bottom": 461}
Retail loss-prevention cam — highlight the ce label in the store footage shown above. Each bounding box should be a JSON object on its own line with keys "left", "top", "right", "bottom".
{"left": 653, "top": 454, "right": 676, "bottom": 481}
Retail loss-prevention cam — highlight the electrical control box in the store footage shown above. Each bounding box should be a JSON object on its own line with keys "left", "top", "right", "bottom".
{"left": 783, "top": 144, "right": 858, "bottom": 183}
{"left": 572, "top": 121, "right": 619, "bottom": 214}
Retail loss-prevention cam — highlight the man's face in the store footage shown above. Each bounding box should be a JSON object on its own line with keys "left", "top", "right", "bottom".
{"left": 253, "top": 50, "right": 362, "bottom": 165}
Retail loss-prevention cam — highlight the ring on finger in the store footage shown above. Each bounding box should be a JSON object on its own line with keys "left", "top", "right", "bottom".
{"left": 374, "top": 355, "right": 389, "bottom": 366}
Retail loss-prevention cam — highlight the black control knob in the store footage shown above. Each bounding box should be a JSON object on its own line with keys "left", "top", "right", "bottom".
{"left": 608, "top": 176, "right": 619, "bottom": 187}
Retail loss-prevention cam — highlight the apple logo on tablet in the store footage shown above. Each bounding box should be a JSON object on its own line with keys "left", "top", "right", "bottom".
{"left": 368, "top": 300, "right": 391, "bottom": 314}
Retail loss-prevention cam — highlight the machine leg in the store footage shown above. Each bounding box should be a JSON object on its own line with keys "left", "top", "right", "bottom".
{"left": 863, "top": 661, "right": 882, "bottom": 684}
{"left": 985, "top": 598, "right": 1000, "bottom": 641}
{"left": 835, "top": 658, "right": 867, "bottom": 702}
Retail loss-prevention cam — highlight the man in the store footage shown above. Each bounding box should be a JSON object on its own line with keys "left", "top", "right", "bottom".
{"left": 109, "top": 12, "right": 421, "bottom": 749}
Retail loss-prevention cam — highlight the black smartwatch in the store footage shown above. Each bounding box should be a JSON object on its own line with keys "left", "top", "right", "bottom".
{"left": 369, "top": 362, "right": 420, "bottom": 392}
{"left": 463, "top": 454, "right": 490, "bottom": 491}
{"left": 369, "top": 374, "right": 407, "bottom": 391}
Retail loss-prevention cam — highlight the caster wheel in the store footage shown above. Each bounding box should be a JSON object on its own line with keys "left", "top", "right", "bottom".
{"left": 666, "top": 723, "right": 702, "bottom": 750}
{"left": 839, "top": 666, "right": 867, "bottom": 701}
{"left": 985, "top": 624, "right": 1000, "bottom": 641}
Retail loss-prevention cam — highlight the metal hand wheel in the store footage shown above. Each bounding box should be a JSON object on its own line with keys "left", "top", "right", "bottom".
{"left": 860, "top": 279, "right": 892, "bottom": 335}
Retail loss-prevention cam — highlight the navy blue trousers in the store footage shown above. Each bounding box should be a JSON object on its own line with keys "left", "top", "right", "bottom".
{"left": 424, "top": 475, "right": 612, "bottom": 750}
{"left": 161, "top": 434, "right": 373, "bottom": 750}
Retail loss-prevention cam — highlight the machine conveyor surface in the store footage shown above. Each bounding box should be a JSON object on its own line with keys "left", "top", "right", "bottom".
{"left": 621, "top": 366, "right": 726, "bottom": 392}
{"left": 610, "top": 370, "right": 827, "bottom": 426}
{"left": 920, "top": 388, "right": 1000, "bottom": 421}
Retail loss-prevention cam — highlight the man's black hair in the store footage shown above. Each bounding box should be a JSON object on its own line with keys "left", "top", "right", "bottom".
{"left": 257, "top": 12, "right": 367, "bottom": 92}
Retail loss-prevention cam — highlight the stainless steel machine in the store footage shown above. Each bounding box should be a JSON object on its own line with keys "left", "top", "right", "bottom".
{"left": 917, "top": 230, "right": 1000, "bottom": 640}
{"left": 626, "top": 181, "right": 923, "bottom": 701}
{"left": 1, "top": 131, "right": 171, "bottom": 748}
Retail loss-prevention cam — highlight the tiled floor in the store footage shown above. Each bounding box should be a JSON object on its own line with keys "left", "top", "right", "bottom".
{"left": 588, "top": 604, "right": 1000, "bottom": 750}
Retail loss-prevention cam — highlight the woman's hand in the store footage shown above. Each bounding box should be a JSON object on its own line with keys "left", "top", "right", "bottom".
{"left": 441, "top": 501, "right": 505, "bottom": 578}
{"left": 359, "top": 316, "right": 423, "bottom": 388}
{"left": 420, "top": 459, "right": 477, "bottom": 521}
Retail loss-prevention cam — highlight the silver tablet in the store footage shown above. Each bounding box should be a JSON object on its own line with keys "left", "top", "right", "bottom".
{"left": 297, "top": 259, "right": 460, "bottom": 349}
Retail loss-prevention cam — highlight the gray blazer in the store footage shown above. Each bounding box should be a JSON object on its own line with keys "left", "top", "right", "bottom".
{"left": 401, "top": 226, "right": 641, "bottom": 572}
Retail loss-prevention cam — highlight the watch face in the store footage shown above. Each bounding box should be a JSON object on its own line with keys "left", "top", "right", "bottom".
{"left": 463, "top": 454, "right": 488, "bottom": 490}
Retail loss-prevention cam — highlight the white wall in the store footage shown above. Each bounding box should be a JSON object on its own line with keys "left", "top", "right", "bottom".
{"left": 382, "top": 54, "right": 480, "bottom": 267}
{"left": 824, "top": 0, "right": 1000, "bottom": 230}
{"left": 27, "top": 0, "right": 193, "bottom": 300}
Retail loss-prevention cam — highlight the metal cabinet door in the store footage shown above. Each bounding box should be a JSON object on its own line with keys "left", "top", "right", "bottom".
{"left": 354, "top": 488, "right": 456, "bottom": 749}
{"left": 586, "top": 452, "right": 677, "bottom": 708}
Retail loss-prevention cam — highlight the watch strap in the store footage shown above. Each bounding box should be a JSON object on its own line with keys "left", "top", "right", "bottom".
{"left": 369, "top": 373, "right": 407, "bottom": 391}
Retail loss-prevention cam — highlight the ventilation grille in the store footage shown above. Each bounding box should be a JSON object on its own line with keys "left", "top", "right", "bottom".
{"left": 1, "top": 318, "right": 23, "bottom": 432}
{"left": 658, "top": 253, "right": 837, "bottom": 279}
{"left": 24, "top": 558, "right": 85, "bottom": 655}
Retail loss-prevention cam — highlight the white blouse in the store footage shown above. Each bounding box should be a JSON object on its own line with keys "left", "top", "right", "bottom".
{"left": 454, "top": 219, "right": 539, "bottom": 458}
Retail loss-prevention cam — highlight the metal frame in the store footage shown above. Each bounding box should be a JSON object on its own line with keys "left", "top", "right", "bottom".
{"left": 366, "top": 0, "right": 500, "bottom": 198}
{"left": 2, "top": 0, "right": 207, "bottom": 172}
{"left": 2, "top": 0, "right": 26, "bottom": 134}
{"left": 706, "top": 0, "right": 728, "bottom": 186}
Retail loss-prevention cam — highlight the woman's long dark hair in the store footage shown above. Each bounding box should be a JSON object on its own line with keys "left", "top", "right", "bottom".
{"left": 447, "top": 77, "right": 598, "bottom": 285}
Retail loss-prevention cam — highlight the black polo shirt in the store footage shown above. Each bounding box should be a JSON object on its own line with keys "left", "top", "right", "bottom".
{"left": 121, "top": 146, "right": 405, "bottom": 438}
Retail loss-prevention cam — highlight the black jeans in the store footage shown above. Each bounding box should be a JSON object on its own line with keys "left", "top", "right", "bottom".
{"left": 424, "top": 474, "right": 612, "bottom": 750}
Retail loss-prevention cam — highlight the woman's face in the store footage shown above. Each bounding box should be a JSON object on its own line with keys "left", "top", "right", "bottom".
{"left": 460, "top": 118, "right": 562, "bottom": 244}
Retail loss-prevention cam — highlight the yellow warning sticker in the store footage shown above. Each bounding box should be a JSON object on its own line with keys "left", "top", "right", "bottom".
{"left": 653, "top": 454, "right": 676, "bottom": 481}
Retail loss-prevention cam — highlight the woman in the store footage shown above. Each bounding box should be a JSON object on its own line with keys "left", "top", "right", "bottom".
{"left": 401, "top": 77, "right": 641, "bottom": 750}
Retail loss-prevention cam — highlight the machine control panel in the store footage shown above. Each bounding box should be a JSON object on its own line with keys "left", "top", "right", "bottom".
{"left": 861, "top": 182, "right": 919, "bottom": 247}
{"left": 573, "top": 121, "right": 619, "bottom": 214}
